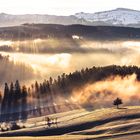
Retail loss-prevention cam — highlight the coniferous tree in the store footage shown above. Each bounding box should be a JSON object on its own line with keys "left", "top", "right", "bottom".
{"left": 40, "top": 83, "right": 44, "bottom": 94}
{"left": 4, "top": 83, "right": 10, "bottom": 98}
{"left": 46, "top": 80, "right": 51, "bottom": 93}
{"left": 15, "top": 80, "right": 21, "bottom": 99}
{"left": 35, "top": 81, "right": 39, "bottom": 93}
{"left": 49, "top": 77, "right": 53, "bottom": 85}
{"left": 1, "top": 83, "right": 9, "bottom": 115}
{"left": 21, "top": 85, "right": 28, "bottom": 121}
{"left": 8, "top": 82, "right": 14, "bottom": 114}
{"left": 28, "top": 87, "right": 31, "bottom": 97}
{"left": 0, "top": 91, "right": 2, "bottom": 103}
{"left": 10, "top": 82, "right": 14, "bottom": 96}
{"left": 42, "top": 80, "right": 47, "bottom": 93}
{"left": 14, "top": 80, "right": 21, "bottom": 114}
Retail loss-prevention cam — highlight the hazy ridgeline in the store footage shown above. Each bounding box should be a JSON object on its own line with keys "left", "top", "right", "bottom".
{"left": 0, "top": 37, "right": 140, "bottom": 54}
{"left": 0, "top": 65, "right": 140, "bottom": 121}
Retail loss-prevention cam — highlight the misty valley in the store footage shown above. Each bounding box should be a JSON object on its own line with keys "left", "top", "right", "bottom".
{"left": 0, "top": 24, "right": 140, "bottom": 138}
{"left": 1, "top": 31, "right": 140, "bottom": 83}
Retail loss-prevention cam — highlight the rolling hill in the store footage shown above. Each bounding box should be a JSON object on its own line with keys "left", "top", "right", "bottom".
{"left": 0, "top": 24, "right": 140, "bottom": 41}
{"left": 0, "top": 106, "right": 140, "bottom": 140}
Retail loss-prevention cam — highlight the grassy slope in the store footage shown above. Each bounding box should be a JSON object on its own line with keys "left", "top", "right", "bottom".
{"left": 0, "top": 106, "right": 140, "bottom": 139}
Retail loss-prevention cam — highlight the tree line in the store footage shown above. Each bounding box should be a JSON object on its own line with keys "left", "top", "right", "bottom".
{"left": 0, "top": 65, "right": 140, "bottom": 121}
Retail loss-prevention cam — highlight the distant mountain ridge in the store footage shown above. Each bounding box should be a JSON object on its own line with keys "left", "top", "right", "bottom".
{"left": 0, "top": 8, "right": 140, "bottom": 27}
{"left": 75, "top": 8, "right": 140, "bottom": 26}
{"left": 0, "top": 13, "right": 88, "bottom": 27}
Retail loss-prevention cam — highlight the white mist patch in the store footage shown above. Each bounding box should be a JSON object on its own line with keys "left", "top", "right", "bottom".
{"left": 0, "top": 52, "right": 71, "bottom": 77}
{"left": 47, "top": 53, "right": 71, "bottom": 67}
{"left": 1, "top": 40, "right": 140, "bottom": 83}
{"left": 72, "top": 35, "right": 80, "bottom": 40}
{"left": 33, "top": 38, "right": 42, "bottom": 43}
{"left": 0, "top": 40, "right": 13, "bottom": 46}
{"left": 122, "top": 41, "right": 140, "bottom": 52}
{"left": 80, "top": 41, "right": 124, "bottom": 52}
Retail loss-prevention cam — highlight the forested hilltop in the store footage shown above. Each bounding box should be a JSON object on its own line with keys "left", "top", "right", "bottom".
{"left": 0, "top": 24, "right": 140, "bottom": 41}
{"left": 0, "top": 65, "right": 140, "bottom": 121}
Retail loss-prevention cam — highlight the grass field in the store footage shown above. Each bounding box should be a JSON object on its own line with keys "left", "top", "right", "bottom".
{"left": 0, "top": 106, "right": 140, "bottom": 139}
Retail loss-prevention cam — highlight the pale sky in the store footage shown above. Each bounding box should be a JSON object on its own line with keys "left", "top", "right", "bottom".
{"left": 0, "top": 0, "right": 139, "bottom": 15}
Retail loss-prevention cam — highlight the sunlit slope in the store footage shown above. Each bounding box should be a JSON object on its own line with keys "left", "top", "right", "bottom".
{"left": 1, "top": 106, "right": 140, "bottom": 139}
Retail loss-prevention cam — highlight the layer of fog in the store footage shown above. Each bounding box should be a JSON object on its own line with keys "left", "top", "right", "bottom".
{"left": 0, "top": 39, "right": 140, "bottom": 84}
{"left": 0, "top": 38, "right": 139, "bottom": 54}
{"left": 71, "top": 74, "right": 140, "bottom": 109}
{"left": 0, "top": 54, "right": 39, "bottom": 86}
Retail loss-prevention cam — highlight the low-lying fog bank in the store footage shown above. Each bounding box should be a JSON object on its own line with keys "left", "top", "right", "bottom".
{"left": 0, "top": 39, "right": 140, "bottom": 84}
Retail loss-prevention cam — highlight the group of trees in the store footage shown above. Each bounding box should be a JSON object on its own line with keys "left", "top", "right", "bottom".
{"left": 0, "top": 79, "right": 53, "bottom": 121}
{"left": 0, "top": 65, "right": 139, "bottom": 121}
{"left": 1, "top": 80, "right": 27, "bottom": 120}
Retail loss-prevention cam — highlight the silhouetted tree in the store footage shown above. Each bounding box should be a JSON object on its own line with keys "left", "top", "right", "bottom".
{"left": 10, "top": 82, "right": 14, "bottom": 95}
{"left": 49, "top": 77, "right": 53, "bottom": 85}
{"left": 0, "top": 91, "right": 2, "bottom": 103}
{"left": 4, "top": 83, "right": 9, "bottom": 98}
{"left": 35, "top": 81, "right": 39, "bottom": 93}
{"left": 113, "top": 97, "right": 123, "bottom": 109}
{"left": 15, "top": 80, "right": 21, "bottom": 99}
{"left": 28, "top": 87, "right": 31, "bottom": 97}
{"left": 42, "top": 80, "right": 47, "bottom": 93}
{"left": 14, "top": 80, "right": 21, "bottom": 116}
{"left": 8, "top": 82, "right": 14, "bottom": 115}
{"left": 21, "top": 85, "right": 28, "bottom": 121}
{"left": 40, "top": 83, "right": 44, "bottom": 94}
{"left": 1, "top": 83, "right": 9, "bottom": 114}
